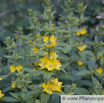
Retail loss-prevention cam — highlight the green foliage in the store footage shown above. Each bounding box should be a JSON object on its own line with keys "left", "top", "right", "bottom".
{"left": 0, "top": 0, "right": 104, "bottom": 103}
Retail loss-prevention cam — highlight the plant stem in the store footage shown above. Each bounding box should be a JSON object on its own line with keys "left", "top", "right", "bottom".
{"left": 101, "top": 76, "right": 103, "bottom": 86}
{"left": 100, "top": 76, "right": 103, "bottom": 94}
{"left": 70, "top": 27, "right": 73, "bottom": 75}
{"left": 50, "top": 95, "right": 52, "bottom": 103}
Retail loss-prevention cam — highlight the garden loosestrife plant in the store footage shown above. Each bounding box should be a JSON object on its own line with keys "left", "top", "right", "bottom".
{"left": 2, "top": 0, "right": 104, "bottom": 103}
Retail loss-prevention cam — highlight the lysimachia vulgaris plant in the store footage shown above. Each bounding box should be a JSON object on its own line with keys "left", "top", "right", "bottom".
{"left": 1, "top": 0, "right": 104, "bottom": 103}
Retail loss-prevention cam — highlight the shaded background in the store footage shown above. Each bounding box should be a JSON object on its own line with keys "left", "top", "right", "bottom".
{"left": 0, "top": 0, "right": 104, "bottom": 58}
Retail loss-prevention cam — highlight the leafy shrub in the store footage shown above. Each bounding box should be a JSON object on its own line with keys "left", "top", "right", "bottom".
{"left": 0, "top": 0, "right": 104, "bottom": 103}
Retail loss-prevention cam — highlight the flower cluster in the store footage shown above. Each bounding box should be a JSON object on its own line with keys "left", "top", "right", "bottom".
{"left": 31, "top": 47, "right": 39, "bottom": 54}
{"left": 43, "top": 24, "right": 55, "bottom": 32}
{"left": 39, "top": 52, "right": 61, "bottom": 71}
{"left": 11, "top": 82, "right": 21, "bottom": 89}
{"left": 43, "top": 34, "right": 57, "bottom": 48}
{"left": 9, "top": 65, "right": 23, "bottom": 72}
{"left": 77, "top": 29, "right": 87, "bottom": 36}
{"left": 42, "top": 78, "right": 63, "bottom": 95}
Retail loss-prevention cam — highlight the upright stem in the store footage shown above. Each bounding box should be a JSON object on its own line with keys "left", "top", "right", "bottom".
{"left": 70, "top": 27, "right": 73, "bottom": 75}
{"left": 50, "top": 95, "right": 52, "bottom": 103}
{"left": 48, "top": 20, "right": 51, "bottom": 60}
{"left": 100, "top": 76, "right": 103, "bottom": 94}
{"left": 79, "top": 12, "right": 82, "bottom": 42}
{"left": 101, "top": 76, "right": 103, "bottom": 86}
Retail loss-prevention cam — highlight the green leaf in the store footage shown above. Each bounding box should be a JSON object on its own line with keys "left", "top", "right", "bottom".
{"left": 53, "top": 91, "right": 66, "bottom": 96}
{"left": 95, "top": 36, "right": 98, "bottom": 43}
{"left": 92, "top": 77, "right": 99, "bottom": 86}
{"left": 52, "top": 94, "right": 59, "bottom": 103}
{"left": 3, "top": 87, "right": 12, "bottom": 92}
{"left": 57, "top": 42, "right": 69, "bottom": 47}
{"left": 24, "top": 68, "right": 34, "bottom": 73}
{"left": 84, "top": 50, "right": 93, "bottom": 56}
{"left": 88, "top": 61, "right": 95, "bottom": 71}
{"left": 9, "top": 92, "right": 20, "bottom": 100}
{"left": 63, "top": 45, "right": 72, "bottom": 53}
{"left": 60, "top": 62, "right": 70, "bottom": 74}
{"left": 58, "top": 54, "right": 69, "bottom": 61}
{"left": 43, "top": 70, "right": 56, "bottom": 83}
{"left": 0, "top": 75, "right": 8, "bottom": 79}
{"left": 27, "top": 87, "right": 43, "bottom": 96}
{"left": 54, "top": 73, "right": 75, "bottom": 80}
{"left": 3, "top": 55, "right": 11, "bottom": 59}
{"left": 76, "top": 70, "right": 91, "bottom": 76}
{"left": 41, "top": 92, "right": 50, "bottom": 103}
{"left": 88, "top": 42, "right": 96, "bottom": 46}
{"left": 102, "top": 90, "right": 104, "bottom": 95}
{"left": 73, "top": 88, "right": 90, "bottom": 95}
{"left": 1, "top": 96, "right": 18, "bottom": 102}
{"left": 78, "top": 51, "right": 86, "bottom": 59}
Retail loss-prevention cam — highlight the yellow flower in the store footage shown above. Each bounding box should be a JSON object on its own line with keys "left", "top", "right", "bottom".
{"left": 0, "top": 78, "right": 3, "bottom": 81}
{"left": 40, "top": 48, "right": 43, "bottom": 50}
{"left": 52, "top": 84, "right": 61, "bottom": 92}
{"left": 11, "top": 82, "right": 16, "bottom": 88}
{"left": 33, "top": 36, "right": 35, "bottom": 38}
{"left": 97, "top": 82, "right": 100, "bottom": 85}
{"left": 51, "top": 52, "right": 58, "bottom": 57}
{"left": 10, "top": 65, "right": 16, "bottom": 73}
{"left": 77, "top": 61, "right": 84, "bottom": 66}
{"left": 39, "top": 84, "right": 42, "bottom": 87}
{"left": 100, "top": 87, "right": 102, "bottom": 89}
{"left": 76, "top": 45, "right": 87, "bottom": 51}
{"left": 51, "top": 78, "right": 63, "bottom": 86}
{"left": 44, "top": 52, "right": 58, "bottom": 60}
{"left": 51, "top": 42, "right": 57, "bottom": 47}
{"left": 45, "top": 60, "right": 55, "bottom": 71}
{"left": 42, "top": 78, "right": 62, "bottom": 95}
{"left": 51, "top": 24, "right": 54, "bottom": 27}
{"left": 43, "top": 35, "right": 49, "bottom": 43}
{"left": 96, "top": 67, "right": 103, "bottom": 74}
{"left": 77, "top": 29, "right": 87, "bottom": 36}
{"left": 50, "top": 35, "right": 56, "bottom": 43}
{"left": 17, "top": 86, "right": 22, "bottom": 88}
{"left": 36, "top": 34, "right": 41, "bottom": 38}
{"left": 0, "top": 90, "right": 4, "bottom": 99}
{"left": 39, "top": 56, "right": 48, "bottom": 69}
{"left": 42, "top": 82, "right": 53, "bottom": 95}
{"left": 29, "top": 40, "right": 32, "bottom": 43}
{"left": 31, "top": 47, "right": 39, "bottom": 54}
{"left": 98, "top": 57, "right": 100, "bottom": 59}
{"left": 43, "top": 26, "right": 47, "bottom": 29}
{"left": 34, "top": 61, "right": 39, "bottom": 66}
{"left": 76, "top": 42, "right": 79, "bottom": 44}
{"left": 100, "top": 53, "right": 103, "bottom": 57}
{"left": 32, "top": 41, "right": 35, "bottom": 45}
{"left": 53, "top": 60, "right": 61, "bottom": 70}
{"left": 16, "top": 65, "right": 23, "bottom": 71}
